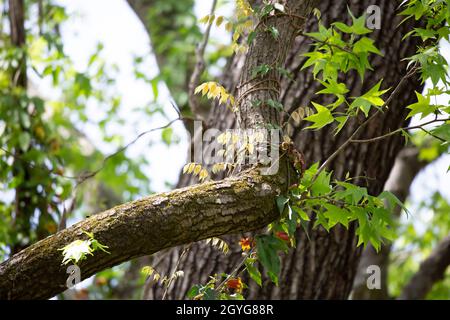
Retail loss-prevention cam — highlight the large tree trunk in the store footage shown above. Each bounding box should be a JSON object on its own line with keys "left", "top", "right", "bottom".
{"left": 143, "top": 0, "right": 423, "bottom": 299}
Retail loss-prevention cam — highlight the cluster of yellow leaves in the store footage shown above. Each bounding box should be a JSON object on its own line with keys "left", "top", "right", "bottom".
{"left": 232, "top": 0, "right": 255, "bottom": 53}
{"left": 198, "top": 0, "right": 254, "bottom": 54}
{"left": 183, "top": 162, "right": 209, "bottom": 182}
{"left": 236, "top": 0, "right": 254, "bottom": 18}
{"left": 199, "top": 14, "right": 232, "bottom": 31}
{"left": 205, "top": 237, "right": 230, "bottom": 254}
{"left": 216, "top": 130, "right": 266, "bottom": 161}
{"left": 195, "top": 82, "right": 236, "bottom": 111}
{"left": 141, "top": 266, "right": 184, "bottom": 287}
{"left": 290, "top": 106, "right": 315, "bottom": 125}
{"left": 211, "top": 162, "right": 234, "bottom": 174}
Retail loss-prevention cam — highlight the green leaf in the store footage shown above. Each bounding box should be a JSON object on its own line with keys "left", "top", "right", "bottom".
{"left": 311, "top": 170, "right": 332, "bottom": 196}
{"left": 323, "top": 204, "right": 349, "bottom": 229}
{"left": 378, "top": 191, "right": 408, "bottom": 214}
{"left": 350, "top": 80, "right": 389, "bottom": 116}
{"left": 255, "top": 235, "right": 287, "bottom": 286}
{"left": 247, "top": 31, "right": 256, "bottom": 44}
{"left": 267, "top": 26, "right": 279, "bottom": 39}
{"left": 334, "top": 116, "right": 348, "bottom": 135}
{"left": 335, "top": 181, "right": 368, "bottom": 205}
{"left": 18, "top": 132, "right": 31, "bottom": 151}
{"left": 406, "top": 91, "right": 434, "bottom": 119}
{"left": 187, "top": 285, "right": 201, "bottom": 298}
{"left": 353, "top": 37, "right": 382, "bottom": 56}
{"left": 317, "top": 81, "right": 349, "bottom": 95}
{"left": 161, "top": 127, "right": 173, "bottom": 145}
{"left": 245, "top": 259, "right": 262, "bottom": 286}
{"left": 348, "top": 10, "right": 372, "bottom": 35}
{"left": 431, "top": 124, "right": 450, "bottom": 143}
{"left": 304, "top": 102, "right": 334, "bottom": 129}
{"left": 266, "top": 99, "right": 284, "bottom": 111}
{"left": 276, "top": 196, "right": 289, "bottom": 214}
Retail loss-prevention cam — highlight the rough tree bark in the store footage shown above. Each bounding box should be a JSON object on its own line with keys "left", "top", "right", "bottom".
{"left": 8, "top": 0, "right": 35, "bottom": 254}
{"left": 0, "top": 169, "right": 288, "bottom": 299}
{"left": 141, "top": 0, "right": 424, "bottom": 300}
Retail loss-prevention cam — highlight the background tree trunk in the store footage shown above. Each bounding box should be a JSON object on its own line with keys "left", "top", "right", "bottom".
{"left": 141, "top": 0, "right": 424, "bottom": 299}
{"left": 352, "top": 147, "right": 428, "bottom": 299}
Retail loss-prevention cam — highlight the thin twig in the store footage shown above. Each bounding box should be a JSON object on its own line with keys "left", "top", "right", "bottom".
{"left": 215, "top": 250, "right": 252, "bottom": 293}
{"left": 162, "top": 244, "right": 192, "bottom": 300}
{"left": 312, "top": 66, "right": 418, "bottom": 182}
{"left": 188, "top": 0, "right": 218, "bottom": 119}
{"left": 349, "top": 117, "right": 449, "bottom": 144}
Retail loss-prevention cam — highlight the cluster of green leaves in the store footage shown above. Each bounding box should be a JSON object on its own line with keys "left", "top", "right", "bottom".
{"left": 400, "top": 0, "right": 450, "bottom": 155}
{"left": 250, "top": 163, "right": 402, "bottom": 287}
{"left": 401, "top": 0, "right": 450, "bottom": 86}
{"left": 302, "top": 11, "right": 389, "bottom": 131}
{"left": 0, "top": 2, "right": 71, "bottom": 252}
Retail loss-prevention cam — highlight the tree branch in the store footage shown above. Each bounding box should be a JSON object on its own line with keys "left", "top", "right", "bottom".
{"left": 399, "top": 233, "right": 450, "bottom": 300}
{"left": 352, "top": 147, "right": 429, "bottom": 299}
{"left": 0, "top": 167, "right": 288, "bottom": 300}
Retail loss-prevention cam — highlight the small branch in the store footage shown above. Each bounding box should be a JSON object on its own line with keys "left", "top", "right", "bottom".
{"left": 0, "top": 167, "right": 287, "bottom": 299}
{"left": 312, "top": 66, "right": 418, "bottom": 182}
{"left": 0, "top": 115, "right": 198, "bottom": 186}
{"left": 188, "top": 0, "right": 218, "bottom": 119}
{"left": 215, "top": 250, "right": 252, "bottom": 293}
{"left": 399, "top": 233, "right": 450, "bottom": 300}
{"left": 349, "top": 118, "right": 450, "bottom": 144}
{"left": 162, "top": 243, "right": 192, "bottom": 300}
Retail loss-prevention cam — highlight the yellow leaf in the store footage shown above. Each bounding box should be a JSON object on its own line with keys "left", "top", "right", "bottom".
{"left": 199, "top": 15, "right": 210, "bottom": 24}
{"left": 297, "top": 107, "right": 305, "bottom": 119}
{"left": 292, "top": 111, "right": 300, "bottom": 123}
{"left": 232, "top": 32, "right": 240, "bottom": 42}
{"left": 187, "top": 163, "right": 196, "bottom": 174}
{"left": 255, "top": 131, "right": 264, "bottom": 143}
{"left": 217, "top": 149, "right": 225, "bottom": 157}
{"left": 202, "top": 83, "right": 209, "bottom": 96}
{"left": 219, "top": 93, "right": 229, "bottom": 105}
{"left": 225, "top": 22, "right": 233, "bottom": 32}
{"left": 195, "top": 83, "right": 206, "bottom": 94}
{"left": 194, "top": 164, "right": 202, "bottom": 175}
{"left": 199, "top": 168, "right": 209, "bottom": 181}
{"left": 247, "top": 143, "right": 255, "bottom": 154}
{"left": 231, "top": 133, "right": 239, "bottom": 144}
{"left": 208, "top": 14, "right": 216, "bottom": 25}
{"left": 216, "top": 16, "right": 224, "bottom": 27}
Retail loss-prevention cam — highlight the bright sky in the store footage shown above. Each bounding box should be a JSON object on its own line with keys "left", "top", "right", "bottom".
{"left": 54, "top": 0, "right": 189, "bottom": 192}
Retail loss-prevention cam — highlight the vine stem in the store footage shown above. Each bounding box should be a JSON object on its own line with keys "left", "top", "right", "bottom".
{"left": 215, "top": 250, "right": 252, "bottom": 294}
{"left": 162, "top": 243, "right": 192, "bottom": 300}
